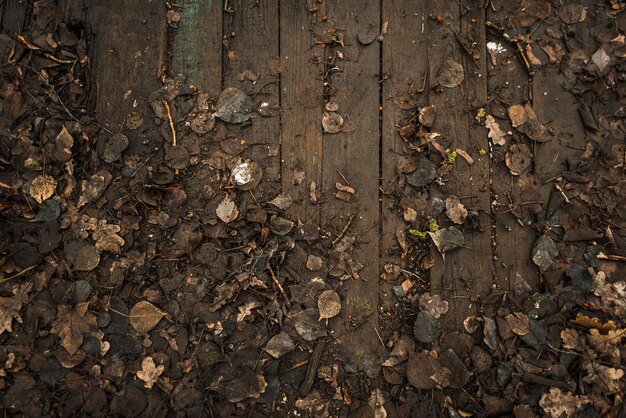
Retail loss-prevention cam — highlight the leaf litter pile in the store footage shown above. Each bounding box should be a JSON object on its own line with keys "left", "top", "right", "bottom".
{"left": 1, "top": 1, "right": 626, "bottom": 417}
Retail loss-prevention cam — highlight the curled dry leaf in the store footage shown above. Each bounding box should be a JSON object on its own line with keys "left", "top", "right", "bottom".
{"left": 561, "top": 328, "right": 583, "bottom": 350}
{"left": 30, "top": 175, "right": 57, "bottom": 204}
{"left": 322, "top": 111, "right": 344, "bottom": 134}
{"left": 418, "top": 105, "right": 436, "bottom": 128}
{"left": 318, "top": 290, "right": 341, "bottom": 320}
{"left": 137, "top": 356, "right": 165, "bottom": 389}
{"left": 508, "top": 103, "right": 551, "bottom": 143}
{"left": 445, "top": 195, "right": 467, "bottom": 225}
{"left": 368, "top": 388, "right": 387, "bottom": 418}
{"left": 129, "top": 300, "right": 167, "bottom": 333}
{"left": 216, "top": 194, "right": 239, "bottom": 223}
{"left": 485, "top": 115, "right": 508, "bottom": 146}
{"left": 437, "top": 59, "right": 464, "bottom": 88}
{"left": 455, "top": 148, "right": 474, "bottom": 165}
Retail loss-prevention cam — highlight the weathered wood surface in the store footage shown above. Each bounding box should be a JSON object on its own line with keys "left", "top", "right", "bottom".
{"left": 322, "top": 0, "right": 384, "bottom": 376}
{"left": 427, "top": 0, "right": 492, "bottom": 329}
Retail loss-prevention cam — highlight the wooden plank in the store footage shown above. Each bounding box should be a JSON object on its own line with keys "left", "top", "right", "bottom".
{"left": 222, "top": 0, "right": 280, "bottom": 201}
{"left": 86, "top": 1, "right": 167, "bottom": 136}
{"left": 427, "top": 0, "right": 492, "bottom": 329}
{"left": 380, "top": 0, "right": 429, "bottom": 328}
{"left": 279, "top": 0, "right": 324, "bottom": 223}
{"left": 1, "top": 0, "right": 30, "bottom": 34}
{"left": 322, "top": 0, "right": 382, "bottom": 377}
{"left": 172, "top": 0, "right": 222, "bottom": 98}
{"left": 531, "top": 3, "right": 594, "bottom": 220}
{"left": 486, "top": 2, "right": 539, "bottom": 290}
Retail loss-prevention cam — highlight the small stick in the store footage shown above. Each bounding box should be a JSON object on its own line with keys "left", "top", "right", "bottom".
{"left": 374, "top": 326, "right": 386, "bottom": 349}
{"left": 300, "top": 339, "right": 326, "bottom": 396}
{"left": 485, "top": 21, "right": 534, "bottom": 76}
{"left": 597, "top": 252, "right": 626, "bottom": 262}
{"left": 332, "top": 212, "right": 356, "bottom": 247}
{"left": 268, "top": 264, "right": 291, "bottom": 310}
{"left": 162, "top": 100, "right": 177, "bottom": 147}
{"left": 554, "top": 183, "right": 570, "bottom": 204}
{"left": 0, "top": 264, "right": 36, "bottom": 285}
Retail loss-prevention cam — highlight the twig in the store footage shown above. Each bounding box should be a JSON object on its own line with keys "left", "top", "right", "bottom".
{"left": 554, "top": 183, "right": 570, "bottom": 204}
{"left": 331, "top": 212, "right": 356, "bottom": 247}
{"left": 597, "top": 252, "right": 626, "bottom": 262}
{"left": 268, "top": 264, "right": 291, "bottom": 310}
{"left": 373, "top": 326, "right": 386, "bottom": 349}
{"left": 162, "top": 100, "right": 177, "bottom": 146}
{"left": 300, "top": 339, "right": 326, "bottom": 396}
{"left": 0, "top": 264, "right": 36, "bottom": 285}
{"left": 486, "top": 21, "right": 534, "bottom": 76}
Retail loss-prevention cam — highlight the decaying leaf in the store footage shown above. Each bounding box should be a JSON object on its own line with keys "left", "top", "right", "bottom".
{"left": 129, "top": 300, "right": 167, "bottom": 333}
{"left": 50, "top": 302, "right": 98, "bottom": 355}
{"left": 269, "top": 193, "right": 293, "bottom": 211}
{"left": 64, "top": 240, "right": 101, "bottom": 272}
{"left": 318, "top": 290, "right": 341, "bottom": 320}
{"left": 230, "top": 160, "right": 263, "bottom": 190}
{"left": 306, "top": 254, "right": 324, "bottom": 271}
{"left": 214, "top": 87, "right": 254, "bottom": 124}
{"left": 418, "top": 292, "right": 449, "bottom": 319}
{"left": 505, "top": 143, "right": 533, "bottom": 176}
{"left": 216, "top": 194, "right": 239, "bottom": 223}
{"left": 558, "top": 4, "right": 587, "bottom": 24}
{"left": 136, "top": 356, "right": 165, "bottom": 389}
{"left": 322, "top": 111, "right": 344, "bottom": 134}
{"left": 539, "top": 387, "right": 589, "bottom": 418}
{"left": 485, "top": 115, "right": 508, "bottom": 146}
{"left": 101, "top": 133, "right": 129, "bottom": 163}
{"left": 0, "top": 282, "right": 33, "bottom": 335}
{"left": 265, "top": 331, "right": 295, "bottom": 358}
{"left": 77, "top": 170, "right": 112, "bottom": 208}
{"left": 429, "top": 227, "right": 465, "bottom": 255}
{"left": 445, "top": 196, "right": 467, "bottom": 225}
{"left": 531, "top": 235, "right": 559, "bottom": 272}
{"left": 30, "top": 175, "right": 57, "bottom": 204}
{"left": 293, "top": 308, "right": 327, "bottom": 341}
{"left": 437, "top": 59, "right": 464, "bottom": 88}
{"left": 357, "top": 25, "right": 378, "bottom": 45}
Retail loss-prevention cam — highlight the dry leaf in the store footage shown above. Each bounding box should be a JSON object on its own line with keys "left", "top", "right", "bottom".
{"left": 50, "top": 302, "right": 98, "bottom": 355}
{"left": 318, "top": 290, "right": 341, "bottom": 320}
{"left": 216, "top": 194, "right": 239, "bottom": 223}
{"left": 92, "top": 220, "right": 125, "bottom": 253}
{"left": 0, "top": 282, "right": 32, "bottom": 335}
{"left": 136, "top": 356, "right": 165, "bottom": 389}
{"left": 322, "top": 111, "right": 344, "bottom": 134}
{"left": 485, "top": 115, "right": 508, "bottom": 146}
{"left": 539, "top": 387, "right": 589, "bottom": 418}
{"left": 455, "top": 148, "right": 474, "bottom": 165}
{"left": 30, "top": 175, "right": 57, "bottom": 204}
{"left": 129, "top": 300, "right": 167, "bottom": 333}
{"left": 368, "top": 388, "right": 387, "bottom": 418}
{"left": 419, "top": 105, "right": 436, "bottom": 128}
{"left": 54, "top": 126, "right": 74, "bottom": 162}
{"left": 508, "top": 105, "right": 528, "bottom": 128}
{"left": 508, "top": 104, "right": 551, "bottom": 143}
{"left": 504, "top": 312, "right": 530, "bottom": 336}
{"left": 445, "top": 196, "right": 467, "bottom": 225}
{"left": 561, "top": 328, "right": 583, "bottom": 350}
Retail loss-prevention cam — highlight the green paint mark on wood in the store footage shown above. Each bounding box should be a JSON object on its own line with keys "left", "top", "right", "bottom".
{"left": 172, "top": 0, "right": 221, "bottom": 97}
